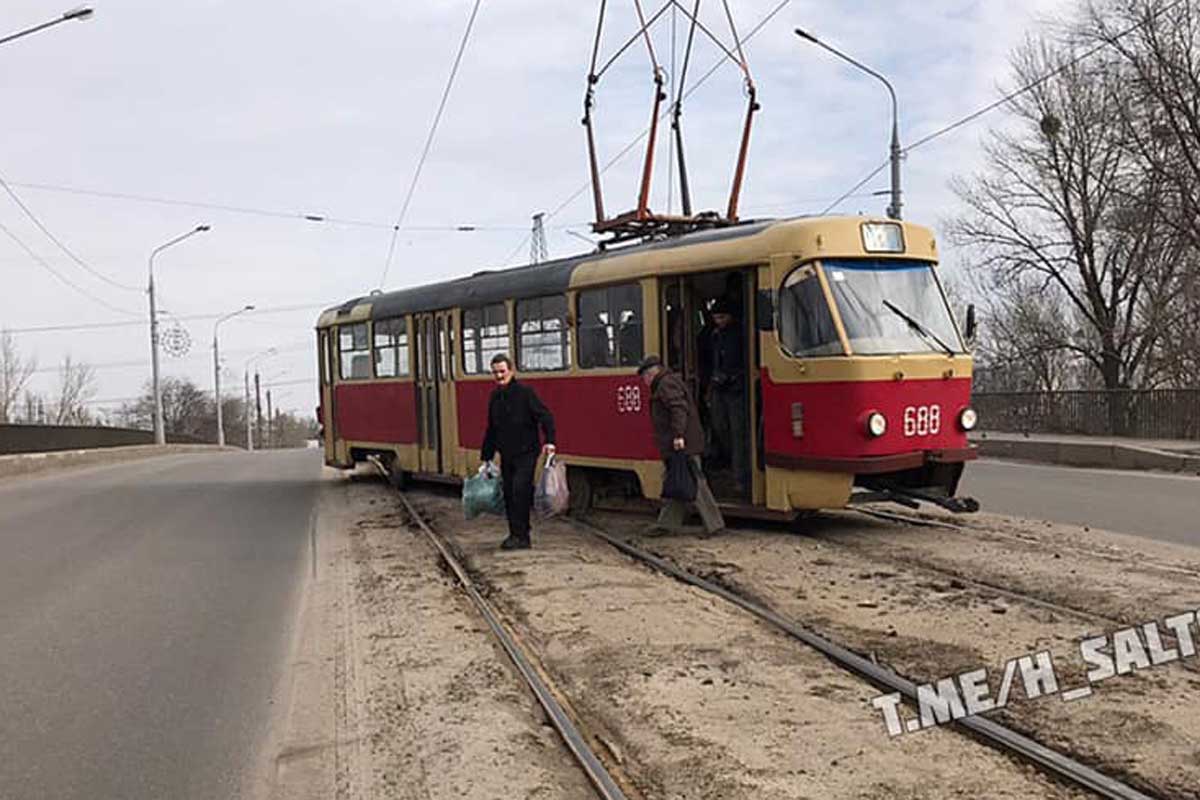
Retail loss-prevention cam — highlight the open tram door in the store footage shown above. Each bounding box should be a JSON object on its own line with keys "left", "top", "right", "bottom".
{"left": 318, "top": 328, "right": 338, "bottom": 464}
{"left": 414, "top": 313, "right": 440, "bottom": 472}
{"left": 659, "top": 269, "right": 762, "bottom": 505}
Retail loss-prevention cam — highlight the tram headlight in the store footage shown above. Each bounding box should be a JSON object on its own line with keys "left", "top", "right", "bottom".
{"left": 959, "top": 407, "right": 978, "bottom": 431}
{"left": 865, "top": 411, "right": 887, "bottom": 438}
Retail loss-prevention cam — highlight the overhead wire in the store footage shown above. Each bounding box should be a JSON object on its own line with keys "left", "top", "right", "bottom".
{"left": 0, "top": 217, "right": 142, "bottom": 317}
{"left": 502, "top": 0, "right": 791, "bottom": 264}
{"left": 4, "top": 301, "right": 336, "bottom": 335}
{"left": 5, "top": 179, "right": 545, "bottom": 233}
{"left": 820, "top": 0, "right": 1189, "bottom": 214}
{"left": 0, "top": 173, "right": 141, "bottom": 292}
{"left": 379, "top": 0, "right": 485, "bottom": 289}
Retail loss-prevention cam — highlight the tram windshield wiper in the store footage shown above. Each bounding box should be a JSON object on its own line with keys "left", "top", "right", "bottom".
{"left": 881, "top": 300, "right": 955, "bottom": 356}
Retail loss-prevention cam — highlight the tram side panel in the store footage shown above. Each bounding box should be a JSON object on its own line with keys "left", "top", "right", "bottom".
{"left": 332, "top": 380, "right": 420, "bottom": 468}
{"left": 456, "top": 374, "right": 660, "bottom": 488}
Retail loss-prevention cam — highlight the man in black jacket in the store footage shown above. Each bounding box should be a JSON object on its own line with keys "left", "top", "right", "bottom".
{"left": 480, "top": 353, "right": 556, "bottom": 550}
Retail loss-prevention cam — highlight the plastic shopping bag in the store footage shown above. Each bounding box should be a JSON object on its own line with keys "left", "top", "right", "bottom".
{"left": 534, "top": 454, "right": 570, "bottom": 518}
{"left": 463, "top": 463, "right": 505, "bottom": 519}
{"left": 661, "top": 451, "right": 697, "bottom": 502}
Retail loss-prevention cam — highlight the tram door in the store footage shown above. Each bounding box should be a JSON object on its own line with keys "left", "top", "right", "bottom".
{"left": 660, "top": 277, "right": 703, "bottom": 402}
{"left": 319, "top": 330, "right": 338, "bottom": 463}
{"left": 433, "top": 310, "right": 459, "bottom": 475}
{"left": 660, "top": 270, "right": 759, "bottom": 502}
{"left": 414, "top": 313, "right": 440, "bottom": 472}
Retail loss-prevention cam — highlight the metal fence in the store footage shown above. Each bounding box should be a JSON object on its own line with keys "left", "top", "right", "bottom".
{"left": 971, "top": 390, "right": 1200, "bottom": 440}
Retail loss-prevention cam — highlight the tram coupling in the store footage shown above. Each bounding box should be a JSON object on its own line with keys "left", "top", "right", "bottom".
{"left": 851, "top": 483, "right": 981, "bottom": 514}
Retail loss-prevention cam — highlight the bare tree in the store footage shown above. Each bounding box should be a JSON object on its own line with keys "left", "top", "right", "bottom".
{"left": 0, "top": 331, "right": 37, "bottom": 424}
{"left": 949, "top": 39, "right": 1184, "bottom": 403}
{"left": 51, "top": 355, "right": 97, "bottom": 425}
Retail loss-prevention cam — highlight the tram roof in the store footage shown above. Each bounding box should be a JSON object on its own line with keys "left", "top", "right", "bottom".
{"left": 316, "top": 215, "right": 935, "bottom": 326}
{"left": 318, "top": 217, "right": 779, "bottom": 326}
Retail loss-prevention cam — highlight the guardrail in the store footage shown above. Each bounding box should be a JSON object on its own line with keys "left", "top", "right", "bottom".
{"left": 972, "top": 390, "right": 1200, "bottom": 440}
{"left": 0, "top": 424, "right": 205, "bottom": 455}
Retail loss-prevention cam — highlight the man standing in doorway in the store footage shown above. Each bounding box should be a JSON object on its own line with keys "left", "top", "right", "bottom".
{"left": 481, "top": 353, "right": 556, "bottom": 550}
{"left": 638, "top": 355, "right": 725, "bottom": 535}
{"left": 702, "top": 299, "right": 749, "bottom": 494}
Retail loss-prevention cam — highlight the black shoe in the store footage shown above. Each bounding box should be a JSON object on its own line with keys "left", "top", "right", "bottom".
{"left": 499, "top": 536, "right": 531, "bottom": 551}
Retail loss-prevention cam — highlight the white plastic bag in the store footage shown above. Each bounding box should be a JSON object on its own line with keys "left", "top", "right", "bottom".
{"left": 534, "top": 454, "right": 570, "bottom": 518}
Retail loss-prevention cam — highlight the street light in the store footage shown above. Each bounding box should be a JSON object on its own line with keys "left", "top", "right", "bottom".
{"left": 795, "top": 28, "right": 903, "bottom": 220}
{"left": 213, "top": 305, "right": 255, "bottom": 447}
{"left": 244, "top": 348, "right": 277, "bottom": 451}
{"left": 148, "top": 224, "right": 210, "bottom": 445}
{"left": 0, "top": 7, "right": 94, "bottom": 48}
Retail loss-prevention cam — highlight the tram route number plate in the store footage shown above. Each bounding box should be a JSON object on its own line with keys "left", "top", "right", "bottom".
{"left": 616, "top": 384, "right": 643, "bottom": 413}
{"left": 903, "top": 404, "right": 941, "bottom": 437}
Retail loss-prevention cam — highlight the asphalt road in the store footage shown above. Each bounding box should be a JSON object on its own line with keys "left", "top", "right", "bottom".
{"left": 960, "top": 458, "right": 1200, "bottom": 548}
{"left": 0, "top": 449, "right": 322, "bottom": 800}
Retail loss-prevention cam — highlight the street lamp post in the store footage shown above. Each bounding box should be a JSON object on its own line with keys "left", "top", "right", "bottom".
{"left": 244, "top": 349, "right": 277, "bottom": 451}
{"left": 795, "top": 28, "right": 903, "bottom": 220}
{"left": 213, "top": 305, "right": 254, "bottom": 447}
{"left": 0, "top": 7, "right": 93, "bottom": 48}
{"left": 148, "top": 225, "right": 210, "bottom": 445}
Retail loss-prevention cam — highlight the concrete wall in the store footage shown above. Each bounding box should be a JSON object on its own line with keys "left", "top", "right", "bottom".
{"left": 0, "top": 424, "right": 203, "bottom": 455}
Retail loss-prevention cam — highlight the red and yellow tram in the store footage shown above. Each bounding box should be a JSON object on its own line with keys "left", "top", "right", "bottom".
{"left": 315, "top": 215, "right": 978, "bottom": 517}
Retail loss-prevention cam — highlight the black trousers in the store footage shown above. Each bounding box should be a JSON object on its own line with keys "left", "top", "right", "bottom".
{"left": 501, "top": 450, "right": 538, "bottom": 541}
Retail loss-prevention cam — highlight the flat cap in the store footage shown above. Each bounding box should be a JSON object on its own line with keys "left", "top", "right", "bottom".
{"left": 636, "top": 354, "right": 663, "bottom": 375}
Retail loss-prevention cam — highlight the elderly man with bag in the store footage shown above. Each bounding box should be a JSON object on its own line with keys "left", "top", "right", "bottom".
{"left": 480, "top": 353, "right": 556, "bottom": 550}
{"left": 637, "top": 355, "right": 725, "bottom": 535}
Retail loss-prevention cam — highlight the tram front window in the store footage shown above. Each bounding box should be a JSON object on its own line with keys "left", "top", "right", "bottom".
{"left": 823, "top": 259, "right": 962, "bottom": 355}
{"left": 778, "top": 264, "right": 842, "bottom": 356}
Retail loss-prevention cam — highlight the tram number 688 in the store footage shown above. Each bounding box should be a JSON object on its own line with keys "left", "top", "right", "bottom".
{"left": 616, "top": 385, "right": 642, "bottom": 413}
{"left": 903, "top": 405, "right": 941, "bottom": 437}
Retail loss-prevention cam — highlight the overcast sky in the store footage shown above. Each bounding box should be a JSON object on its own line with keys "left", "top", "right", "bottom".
{"left": 1, "top": 0, "right": 1072, "bottom": 417}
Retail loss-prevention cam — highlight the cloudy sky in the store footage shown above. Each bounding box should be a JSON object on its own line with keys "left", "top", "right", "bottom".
{"left": 2, "top": 0, "right": 1072, "bottom": 417}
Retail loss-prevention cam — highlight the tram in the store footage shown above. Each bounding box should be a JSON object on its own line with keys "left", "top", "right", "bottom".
{"left": 315, "top": 215, "right": 979, "bottom": 516}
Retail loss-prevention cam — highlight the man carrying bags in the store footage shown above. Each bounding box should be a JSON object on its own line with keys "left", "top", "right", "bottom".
{"left": 637, "top": 355, "right": 725, "bottom": 535}
{"left": 481, "top": 354, "right": 556, "bottom": 550}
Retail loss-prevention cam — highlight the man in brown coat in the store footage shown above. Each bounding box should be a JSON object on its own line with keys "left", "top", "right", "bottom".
{"left": 638, "top": 355, "right": 725, "bottom": 534}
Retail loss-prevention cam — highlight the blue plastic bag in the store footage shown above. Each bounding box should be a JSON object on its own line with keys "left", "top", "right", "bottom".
{"left": 463, "top": 463, "right": 505, "bottom": 519}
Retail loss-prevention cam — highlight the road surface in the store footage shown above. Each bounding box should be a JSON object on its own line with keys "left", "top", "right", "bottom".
{"left": 0, "top": 449, "right": 321, "bottom": 800}
{"left": 961, "top": 458, "right": 1200, "bottom": 548}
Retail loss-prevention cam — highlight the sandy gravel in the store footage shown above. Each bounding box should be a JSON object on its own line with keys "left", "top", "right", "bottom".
{"left": 268, "top": 474, "right": 596, "bottom": 800}
{"left": 604, "top": 505, "right": 1200, "bottom": 799}
{"left": 405, "top": 487, "right": 1088, "bottom": 800}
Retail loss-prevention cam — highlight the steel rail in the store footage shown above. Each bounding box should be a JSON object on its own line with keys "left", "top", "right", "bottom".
{"left": 568, "top": 516, "right": 1159, "bottom": 800}
{"left": 388, "top": 486, "right": 630, "bottom": 800}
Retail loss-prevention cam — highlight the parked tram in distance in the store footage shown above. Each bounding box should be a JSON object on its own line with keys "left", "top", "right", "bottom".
{"left": 315, "top": 215, "right": 979, "bottom": 517}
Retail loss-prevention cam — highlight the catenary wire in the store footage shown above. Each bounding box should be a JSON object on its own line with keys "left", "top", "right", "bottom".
{"left": 903, "top": 0, "right": 1187, "bottom": 154}
{"left": 0, "top": 217, "right": 141, "bottom": 317}
{"left": 0, "top": 173, "right": 141, "bottom": 291}
{"left": 379, "top": 0, "right": 485, "bottom": 289}
{"left": 501, "top": 0, "right": 791, "bottom": 263}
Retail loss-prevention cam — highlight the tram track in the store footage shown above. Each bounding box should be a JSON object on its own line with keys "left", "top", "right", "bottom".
{"left": 388, "top": 487, "right": 636, "bottom": 800}
{"left": 560, "top": 516, "right": 1159, "bottom": 800}
{"left": 380, "top": 475, "right": 1190, "bottom": 799}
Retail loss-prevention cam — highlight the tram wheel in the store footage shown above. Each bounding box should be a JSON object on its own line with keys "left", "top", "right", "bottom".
{"left": 566, "top": 467, "right": 593, "bottom": 518}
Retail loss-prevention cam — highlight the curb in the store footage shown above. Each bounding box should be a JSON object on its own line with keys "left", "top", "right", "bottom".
{"left": 971, "top": 436, "right": 1200, "bottom": 475}
{"left": 0, "top": 444, "right": 234, "bottom": 481}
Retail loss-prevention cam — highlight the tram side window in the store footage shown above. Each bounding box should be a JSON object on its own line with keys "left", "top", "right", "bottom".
{"left": 578, "top": 283, "right": 643, "bottom": 368}
{"left": 339, "top": 322, "right": 371, "bottom": 380}
{"left": 373, "top": 317, "right": 410, "bottom": 378}
{"left": 462, "top": 303, "right": 509, "bottom": 374}
{"left": 516, "top": 295, "right": 570, "bottom": 371}
{"left": 778, "top": 265, "right": 842, "bottom": 356}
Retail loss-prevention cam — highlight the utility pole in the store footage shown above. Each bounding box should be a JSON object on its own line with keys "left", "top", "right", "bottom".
{"left": 795, "top": 29, "right": 902, "bottom": 219}
{"left": 266, "top": 390, "right": 273, "bottom": 450}
{"left": 147, "top": 225, "right": 210, "bottom": 444}
{"left": 213, "top": 305, "right": 253, "bottom": 447}
{"left": 244, "top": 370, "right": 253, "bottom": 451}
{"left": 530, "top": 213, "right": 548, "bottom": 264}
{"left": 254, "top": 372, "right": 263, "bottom": 451}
